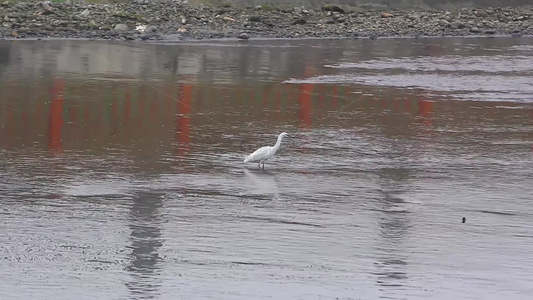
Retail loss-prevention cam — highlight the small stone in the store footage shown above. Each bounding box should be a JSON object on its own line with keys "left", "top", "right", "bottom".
{"left": 326, "top": 18, "right": 335, "bottom": 24}
{"left": 114, "top": 24, "right": 128, "bottom": 31}
{"left": 135, "top": 25, "right": 147, "bottom": 33}
{"left": 216, "top": 8, "right": 231, "bottom": 15}
{"left": 302, "top": 10, "right": 309, "bottom": 15}
{"left": 381, "top": 12, "right": 394, "bottom": 18}
{"left": 293, "top": 7, "right": 302, "bottom": 14}
{"left": 484, "top": 29, "right": 496, "bottom": 34}
{"left": 249, "top": 15, "right": 261, "bottom": 22}
{"left": 261, "top": 18, "right": 274, "bottom": 26}
{"left": 450, "top": 20, "right": 465, "bottom": 29}
{"left": 439, "top": 19, "right": 449, "bottom": 26}
{"left": 237, "top": 32, "right": 249, "bottom": 40}
{"left": 254, "top": 5, "right": 262, "bottom": 10}
{"left": 291, "top": 19, "right": 307, "bottom": 25}
{"left": 181, "top": 18, "right": 187, "bottom": 25}
{"left": 469, "top": 26, "right": 481, "bottom": 33}
{"left": 222, "top": 16, "right": 235, "bottom": 22}
{"left": 80, "top": 9, "right": 90, "bottom": 17}
{"left": 476, "top": 10, "right": 488, "bottom": 18}
{"left": 145, "top": 25, "right": 157, "bottom": 33}
{"left": 336, "top": 17, "right": 346, "bottom": 23}
{"left": 42, "top": 1, "right": 52, "bottom": 10}
{"left": 322, "top": 4, "right": 344, "bottom": 14}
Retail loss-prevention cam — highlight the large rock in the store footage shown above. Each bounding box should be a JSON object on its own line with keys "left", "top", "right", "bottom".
{"left": 450, "top": 20, "right": 465, "bottom": 29}
{"left": 291, "top": 18, "right": 307, "bottom": 25}
{"left": 249, "top": 15, "right": 261, "bottom": 22}
{"left": 114, "top": 24, "right": 129, "bottom": 31}
{"left": 237, "top": 32, "right": 249, "bottom": 40}
{"left": 322, "top": 5, "right": 344, "bottom": 14}
{"left": 80, "top": 9, "right": 90, "bottom": 18}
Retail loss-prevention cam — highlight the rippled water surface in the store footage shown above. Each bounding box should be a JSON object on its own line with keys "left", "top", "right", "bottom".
{"left": 1, "top": 37, "right": 532, "bottom": 300}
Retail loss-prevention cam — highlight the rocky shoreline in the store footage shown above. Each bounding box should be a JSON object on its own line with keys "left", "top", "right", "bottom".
{"left": 1, "top": 1, "right": 532, "bottom": 41}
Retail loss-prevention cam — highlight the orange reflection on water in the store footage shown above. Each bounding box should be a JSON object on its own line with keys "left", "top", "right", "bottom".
{"left": 417, "top": 96, "right": 434, "bottom": 137}
{"left": 297, "top": 82, "right": 313, "bottom": 129}
{"left": 418, "top": 98, "right": 434, "bottom": 126}
{"left": 47, "top": 79, "right": 65, "bottom": 153}
{"left": 176, "top": 83, "right": 192, "bottom": 156}
{"left": 124, "top": 90, "right": 131, "bottom": 126}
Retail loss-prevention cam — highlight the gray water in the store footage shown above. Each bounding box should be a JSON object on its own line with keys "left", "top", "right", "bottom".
{"left": 0, "top": 37, "right": 532, "bottom": 300}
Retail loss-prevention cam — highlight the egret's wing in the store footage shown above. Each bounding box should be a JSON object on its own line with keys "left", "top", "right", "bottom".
{"left": 244, "top": 146, "right": 271, "bottom": 162}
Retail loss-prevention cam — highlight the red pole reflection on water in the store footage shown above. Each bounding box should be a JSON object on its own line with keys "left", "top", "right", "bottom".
{"left": 138, "top": 83, "right": 147, "bottom": 125}
{"left": 332, "top": 86, "right": 339, "bottom": 110}
{"left": 124, "top": 90, "right": 131, "bottom": 126}
{"left": 176, "top": 83, "right": 192, "bottom": 156}
{"left": 417, "top": 96, "right": 434, "bottom": 136}
{"left": 298, "top": 83, "right": 313, "bottom": 128}
{"left": 47, "top": 79, "right": 65, "bottom": 153}
{"left": 83, "top": 101, "right": 90, "bottom": 124}
{"left": 418, "top": 97, "right": 434, "bottom": 126}
{"left": 318, "top": 85, "right": 325, "bottom": 110}
{"left": 165, "top": 86, "right": 173, "bottom": 125}
{"left": 149, "top": 87, "right": 158, "bottom": 120}
{"left": 297, "top": 67, "right": 314, "bottom": 129}
{"left": 274, "top": 87, "right": 282, "bottom": 121}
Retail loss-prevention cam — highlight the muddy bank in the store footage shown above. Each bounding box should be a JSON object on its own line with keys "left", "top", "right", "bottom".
{"left": 0, "top": 1, "right": 532, "bottom": 40}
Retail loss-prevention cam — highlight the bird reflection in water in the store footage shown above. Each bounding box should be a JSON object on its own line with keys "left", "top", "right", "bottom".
{"left": 243, "top": 168, "right": 280, "bottom": 200}
{"left": 125, "top": 191, "right": 164, "bottom": 299}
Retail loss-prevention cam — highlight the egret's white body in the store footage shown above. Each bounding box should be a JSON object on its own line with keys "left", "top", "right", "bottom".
{"left": 244, "top": 132, "right": 288, "bottom": 169}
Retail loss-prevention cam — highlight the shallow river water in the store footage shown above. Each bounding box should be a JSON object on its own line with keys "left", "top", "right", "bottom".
{"left": 0, "top": 37, "right": 532, "bottom": 300}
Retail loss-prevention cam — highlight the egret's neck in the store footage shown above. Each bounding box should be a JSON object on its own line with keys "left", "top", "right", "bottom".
{"left": 273, "top": 135, "right": 284, "bottom": 150}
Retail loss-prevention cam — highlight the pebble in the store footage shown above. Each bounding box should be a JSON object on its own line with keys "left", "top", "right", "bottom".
{"left": 237, "top": 32, "right": 249, "bottom": 40}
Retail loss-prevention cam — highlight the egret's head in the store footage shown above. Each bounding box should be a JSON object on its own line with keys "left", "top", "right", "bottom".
{"left": 279, "top": 132, "right": 289, "bottom": 138}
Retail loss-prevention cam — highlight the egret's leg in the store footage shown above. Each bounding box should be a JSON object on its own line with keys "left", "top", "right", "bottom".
{"left": 262, "top": 161, "right": 265, "bottom": 170}
{"left": 257, "top": 162, "right": 261, "bottom": 169}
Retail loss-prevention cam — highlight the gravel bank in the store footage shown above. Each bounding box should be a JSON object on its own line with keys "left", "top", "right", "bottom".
{"left": 1, "top": 1, "right": 532, "bottom": 40}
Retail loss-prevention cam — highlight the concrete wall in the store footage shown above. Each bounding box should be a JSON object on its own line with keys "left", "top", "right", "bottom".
{"left": 194, "top": 0, "right": 533, "bottom": 9}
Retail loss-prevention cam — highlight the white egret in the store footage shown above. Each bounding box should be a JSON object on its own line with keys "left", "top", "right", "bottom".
{"left": 244, "top": 132, "right": 288, "bottom": 169}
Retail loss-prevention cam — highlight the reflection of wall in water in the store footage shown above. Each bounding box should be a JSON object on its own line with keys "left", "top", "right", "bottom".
{"left": 0, "top": 44, "right": 10, "bottom": 67}
{"left": 6, "top": 41, "right": 323, "bottom": 83}
{"left": 0, "top": 39, "right": 448, "bottom": 83}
